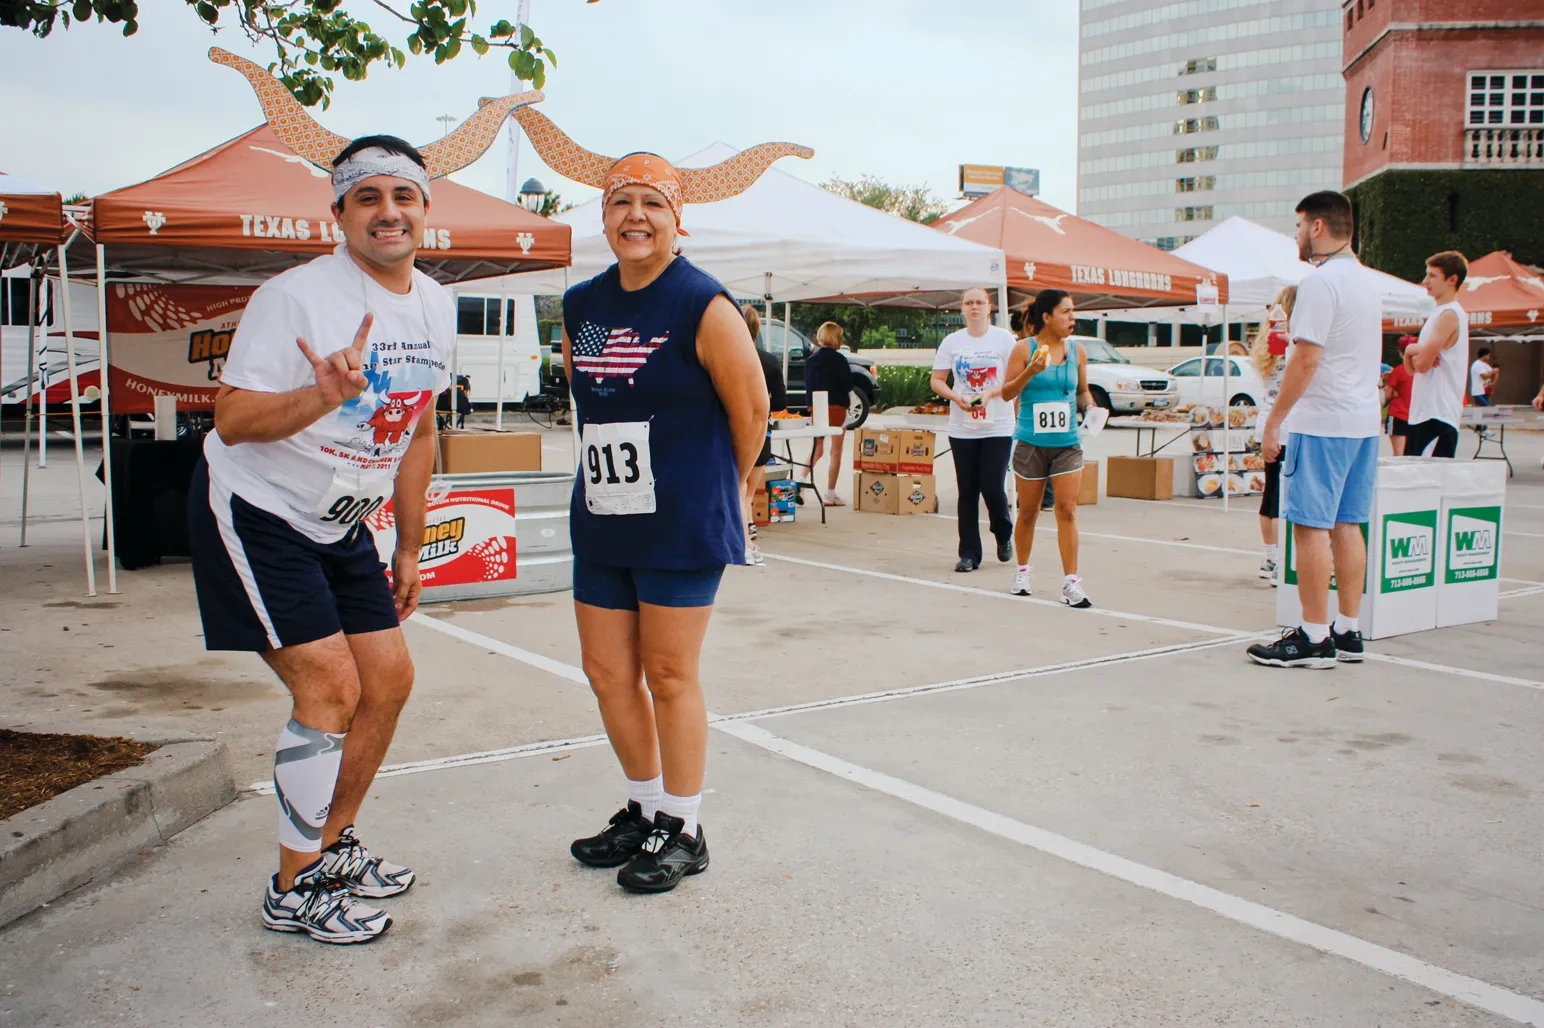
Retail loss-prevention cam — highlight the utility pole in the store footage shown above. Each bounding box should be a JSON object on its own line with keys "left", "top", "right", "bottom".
{"left": 435, "top": 114, "right": 455, "bottom": 138}
{"left": 504, "top": 0, "right": 533, "bottom": 203}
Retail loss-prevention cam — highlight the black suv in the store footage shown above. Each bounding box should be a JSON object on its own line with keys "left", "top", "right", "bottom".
{"left": 757, "top": 320, "right": 880, "bottom": 429}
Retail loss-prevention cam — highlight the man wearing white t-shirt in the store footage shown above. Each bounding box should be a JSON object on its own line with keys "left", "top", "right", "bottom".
{"left": 189, "top": 135, "right": 454, "bottom": 943}
{"left": 1404, "top": 251, "right": 1469, "bottom": 458}
{"left": 931, "top": 288, "right": 1018, "bottom": 572}
{"left": 1248, "top": 192, "right": 1381, "bottom": 670}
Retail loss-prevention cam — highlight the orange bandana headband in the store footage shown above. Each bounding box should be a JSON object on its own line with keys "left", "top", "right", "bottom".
{"left": 603, "top": 153, "right": 689, "bottom": 235}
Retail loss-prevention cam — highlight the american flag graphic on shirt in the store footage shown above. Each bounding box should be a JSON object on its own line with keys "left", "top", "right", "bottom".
{"left": 572, "top": 322, "right": 668, "bottom": 384}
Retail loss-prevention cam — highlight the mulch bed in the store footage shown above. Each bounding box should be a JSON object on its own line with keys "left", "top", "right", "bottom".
{"left": 0, "top": 730, "right": 157, "bottom": 821}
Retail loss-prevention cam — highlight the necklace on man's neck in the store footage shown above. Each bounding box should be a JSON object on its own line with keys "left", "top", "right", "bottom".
{"left": 1307, "top": 240, "right": 1352, "bottom": 267}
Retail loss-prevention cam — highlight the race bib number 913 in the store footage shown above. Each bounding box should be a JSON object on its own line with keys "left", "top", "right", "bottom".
{"left": 581, "top": 421, "right": 656, "bottom": 516}
{"left": 1031, "top": 401, "right": 1072, "bottom": 434}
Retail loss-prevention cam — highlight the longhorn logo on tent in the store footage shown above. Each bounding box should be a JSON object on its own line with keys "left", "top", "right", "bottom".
{"left": 143, "top": 211, "right": 167, "bottom": 235}
{"left": 0, "top": 202, "right": 8, "bottom": 225}
{"left": 1464, "top": 275, "right": 1506, "bottom": 291}
{"left": 941, "top": 210, "right": 991, "bottom": 236}
{"left": 249, "top": 146, "right": 331, "bottom": 179}
{"left": 516, "top": 232, "right": 535, "bottom": 255}
{"left": 1023, "top": 262, "right": 1036, "bottom": 281}
{"left": 1029, "top": 214, "right": 1068, "bottom": 234}
{"left": 1529, "top": 309, "right": 1539, "bottom": 323}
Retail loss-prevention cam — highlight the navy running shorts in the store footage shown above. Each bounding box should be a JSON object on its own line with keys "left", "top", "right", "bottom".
{"left": 187, "top": 459, "right": 400, "bottom": 651}
{"left": 572, "top": 556, "right": 725, "bottom": 611}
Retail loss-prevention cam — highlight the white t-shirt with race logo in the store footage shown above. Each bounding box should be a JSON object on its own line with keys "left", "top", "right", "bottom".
{"left": 932, "top": 326, "right": 1017, "bottom": 438}
{"left": 204, "top": 247, "right": 455, "bottom": 542}
{"left": 1283, "top": 255, "right": 1383, "bottom": 439}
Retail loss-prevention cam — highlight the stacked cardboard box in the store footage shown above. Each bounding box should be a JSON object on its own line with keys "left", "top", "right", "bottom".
{"left": 437, "top": 430, "right": 543, "bottom": 474}
{"left": 767, "top": 480, "right": 799, "bottom": 523}
{"left": 853, "top": 428, "right": 937, "bottom": 515}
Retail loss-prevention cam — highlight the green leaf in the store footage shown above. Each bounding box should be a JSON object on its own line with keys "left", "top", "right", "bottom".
{"left": 72, "top": 0, "right": 93, "bottom": 20}
{"left": 470, "top": 34, "right": 487, "bottom": 55}
{"left": 519, "top": 23, "right": 534, "bottom": 47}
{"left": 531, "top": 62, "right": 545, "bottom": 90}
{"left": 304, "top": 51, "right": 317, "bottom": 66}
{"left": 513, "top": 49, "right": 536, "bottom": 80}
{"left": 122, "top": 18, "right": 137, "bottom": 35}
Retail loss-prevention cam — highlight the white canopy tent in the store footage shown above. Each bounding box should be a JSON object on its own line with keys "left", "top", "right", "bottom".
{"left": 481, "top": 142, "right": 1009, "bottom": 308}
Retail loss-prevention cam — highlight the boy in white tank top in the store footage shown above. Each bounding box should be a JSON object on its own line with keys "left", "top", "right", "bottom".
{"left": 1403, "top": 251, "right": 1469, "bottom": 459}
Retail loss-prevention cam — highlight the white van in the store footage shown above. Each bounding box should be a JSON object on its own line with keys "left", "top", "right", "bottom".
{"left": 1, "top": 265, "right": 100, "bottom": 406}
{"left": 449, "top": 292, "right": 542, "bottom": 406}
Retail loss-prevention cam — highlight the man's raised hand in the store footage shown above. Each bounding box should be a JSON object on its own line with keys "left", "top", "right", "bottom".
{"left": 298, "top": 314, "right": 373, "bottom": 408}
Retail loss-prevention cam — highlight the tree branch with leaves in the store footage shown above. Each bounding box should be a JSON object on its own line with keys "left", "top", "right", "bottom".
{"left": 1, "top": 0, "right": 597, "bottom": 108}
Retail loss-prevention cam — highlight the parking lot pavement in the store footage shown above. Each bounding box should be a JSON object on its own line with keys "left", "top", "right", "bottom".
{"left": 4, "top": 428, "right": 1544, "bottom": 1025}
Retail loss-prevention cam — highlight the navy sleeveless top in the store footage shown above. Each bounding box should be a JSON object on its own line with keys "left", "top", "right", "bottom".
{"left": 564, "top": 257, "right": 744, "bottom": 570}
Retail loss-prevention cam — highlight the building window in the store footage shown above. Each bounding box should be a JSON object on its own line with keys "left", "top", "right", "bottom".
{"left": 1174, "top": 116, "right": 1220, "bottom": 134}
{"left": 1176, "top": 206, "right": 1214, "bottom": 222}
{"left": 1176, "top": 176, "right": 1216, "bottom": 192}
{"left": 1176, "top": 146, "right": 1220, "bottom": 163}
{"left": 1180, "top": 57, "right": 1217, "bottom": 76}
{"left": 1468, "top": 71, "right": 1544, "bottom": 126}
{"left": 1177, "top": 86, "right": 1217, "bottom": 105}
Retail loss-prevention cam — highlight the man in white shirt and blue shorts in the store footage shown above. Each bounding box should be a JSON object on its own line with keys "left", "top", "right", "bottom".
{"left": 1248, "top": 192, "right": 1382, "bottom": 670}
{"left": 188, "top": 134, "right": 454, "bottom": 943}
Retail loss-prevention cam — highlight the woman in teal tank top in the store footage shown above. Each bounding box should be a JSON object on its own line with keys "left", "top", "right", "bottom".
{"left": 999, "top": 290, "right": 1095, "bottom": 608}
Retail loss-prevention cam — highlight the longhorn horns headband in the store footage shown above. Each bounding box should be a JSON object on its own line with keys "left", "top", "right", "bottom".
{"left": 210, "top": 47, "right": 544, "bottom": 178}
{"left": 483, "top": 103, "right": 813, "bottom": 203}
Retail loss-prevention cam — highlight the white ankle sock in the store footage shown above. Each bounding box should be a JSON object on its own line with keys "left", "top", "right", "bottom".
{"left": 1017, "top": 564, "right": 1031, "bottom": 574}
{"left": 1064, "top": 574, "right": 1079, "bottom": 585}
{"left": 1264, "top": 543, "right": 1280, "bottom": 562}
{"left": 627, "top": 775, "right": 664, "bottom": 821}
{"left": 659, "top": 791, "right": 702, "bottom": 837}
{"left": 1301, "top": 622, "right": 1330, "bottom": 644}
{"left": 1333, "top": 614, "right": 1359, "bottom": 634}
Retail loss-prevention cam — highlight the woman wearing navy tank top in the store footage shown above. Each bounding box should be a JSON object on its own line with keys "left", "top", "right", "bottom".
{"left": 521, "top": 112, "right": 809, "bottom": 893}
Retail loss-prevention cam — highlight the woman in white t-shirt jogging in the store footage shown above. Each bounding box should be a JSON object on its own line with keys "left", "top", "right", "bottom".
{"left": 930, "top": 287, "right": 1018, "bottom": 572}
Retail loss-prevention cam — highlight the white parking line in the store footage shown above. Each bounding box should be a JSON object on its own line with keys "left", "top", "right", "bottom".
{"left": 1499, "top": 585, "right": 1544, "bottom": 600}
{"left": 761, "top": 552, "right": 1241, "bottom": 636}
{"left": 1507, "top": 530, "right": 1544, "bottom": 539}
{"left": 716, "top": 719, "right": 1544, "bottom": 1028}
{"left": 926, "top": 513, "right": 1261, "bottom": 556}
{"left": 1362, "top": 652, "right": 1544, "bottom": 692}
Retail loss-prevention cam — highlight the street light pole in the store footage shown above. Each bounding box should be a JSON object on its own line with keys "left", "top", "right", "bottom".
{"left": 435, "top": 114, "right": 455, "bottom": 138}
{"left": 504, "top": 0, "right": 533, "bottom": 204}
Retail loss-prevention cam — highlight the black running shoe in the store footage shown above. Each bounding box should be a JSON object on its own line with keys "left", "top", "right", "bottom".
{"left": 1332, "top": 627, "right": 1364, "bottom": 663}
{"left": 1246, "top": 627, "right": 1337, "bottom": 669}
{"left": 571, "top": 800, "right": 654, "bottom": 868}
{"left": 954, "top": 558, "right": 978, "bottom": 573}
{"left": 616, "top": 812, "right": 709, "bottom": 893}
{"left": 996, "top": 539, "right": 1013, "bottom": 563}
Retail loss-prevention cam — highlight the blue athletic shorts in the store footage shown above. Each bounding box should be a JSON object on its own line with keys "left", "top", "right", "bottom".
{"left": 188, "top": 459, "right": 399, "bottom": 651}
{"left": 1282, "top": 433, "right": 1378, "bottom": 529}
{"left": 572, "top": 557, "right": 725, "bottom": 611}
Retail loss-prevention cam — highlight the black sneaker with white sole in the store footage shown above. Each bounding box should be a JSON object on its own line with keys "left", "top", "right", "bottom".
{"left": 571, "top": 800, "right": 654, "bottom": 868}
{"left": 1331, "top": 627, "right": 1364, "bottom": 662}
{"left": 319, "top": 825, "right": 415, "bottom": 898}
{"left": 261, "top": 861, "right": 391, "bottom": 944}
{"left": 1246, "top": 627, "right": 1337, "bottom": 669}
{"left": 616, "top": 812, "right": 709, "bottom": 893}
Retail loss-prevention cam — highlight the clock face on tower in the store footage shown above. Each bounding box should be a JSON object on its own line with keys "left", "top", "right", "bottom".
{"left": 1360, "top": 86, "right": 1375, "bottom": 144}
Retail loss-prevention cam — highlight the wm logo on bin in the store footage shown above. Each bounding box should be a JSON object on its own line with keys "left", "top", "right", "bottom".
{"left": 1381, "top": 511, "right": 1435, "bottom": 593}
{"left": 1445, "top": 507, "right": 1500, "bottom": 584}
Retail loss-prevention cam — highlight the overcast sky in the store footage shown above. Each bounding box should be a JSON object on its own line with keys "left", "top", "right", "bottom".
{"left": 0, "top": 1, "right": 1079, "bottom": 215}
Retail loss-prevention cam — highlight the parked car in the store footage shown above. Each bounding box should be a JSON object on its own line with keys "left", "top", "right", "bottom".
{"left": 1068, "top": 336, "right": 1179, "bottom": 414}
{"left": 757, "top": 319, "right": 880, "bottom": 429}
{"left": 1165, "top": 355, "right": 1264, "bottom": 408}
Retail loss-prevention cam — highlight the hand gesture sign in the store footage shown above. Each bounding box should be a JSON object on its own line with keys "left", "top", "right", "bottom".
{"left": 297, "top": 314, "right": 373, "bottom": 408}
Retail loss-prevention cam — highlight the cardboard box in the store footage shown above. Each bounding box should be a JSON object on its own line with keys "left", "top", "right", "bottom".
{"left": 1106, "top": 456, "right": 1172, "bottom": 501}
{"left": 1079, "top": 459, "right": 1099, "bottom": 506}
{"left": 768, "top": 497, "right": 797, "bottom": 523}
{"left": 767, "top": 480, "right": 799, "bottom": 503}
{"left": 751, "top": 489, "right": 770, "bottom": 527}
{"left": 855, "top": 472, "right": 938, "bottom": 515}
{"left": 853, "top": 428, "right": 935, "bottom": 474}
{"left": 437, "top": 430, "right": 542, "bottom": 474}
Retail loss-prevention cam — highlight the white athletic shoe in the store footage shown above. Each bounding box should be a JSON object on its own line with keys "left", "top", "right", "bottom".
{"left": 1062, "top": 576, "right": 1092, "bottom": 609}
{"left": 1010, "top": 568, "right": 1033, "bottom": 596}
{"left": 261, "top": 861, "right": 391, "bottom": 944}
{"left": 1259, "top": 557, "right": 1278, "bottom": 582}
{"left": 319, "top": 825, "right": 416, "bottom": 898}
{"left": 745, "top": 544, "right": 766, "bottom": 567}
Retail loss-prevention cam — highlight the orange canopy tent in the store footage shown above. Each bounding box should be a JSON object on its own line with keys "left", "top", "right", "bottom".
{"left": 76, "top": 124, "right": 570, "bottom": 284}
{"left": 933, "top": 187, "right": 1227, "bottom": 309}
{"left": 1456, "top": 252, "right": 1544, "bottom": 333}
{"left": 0, "top": 171, "right": 69, "bottom": 268}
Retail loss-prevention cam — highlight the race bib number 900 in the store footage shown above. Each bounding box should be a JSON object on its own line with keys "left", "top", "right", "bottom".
{"left": 1031, "top": 401, "right": 1072, "bottom": 434}
{"left": 581, "top": 421, "right": 656, "bottom": 516}
{"left": 310, "top": 471, "right": 391, "bottom": 528}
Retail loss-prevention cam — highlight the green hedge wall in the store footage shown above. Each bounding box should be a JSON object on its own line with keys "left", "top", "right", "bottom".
{"left": 1347, "top": 170, "right": 1544, "bottom": 279}
{"left": 876, "top": 365, "right": 937, "bottom": 409}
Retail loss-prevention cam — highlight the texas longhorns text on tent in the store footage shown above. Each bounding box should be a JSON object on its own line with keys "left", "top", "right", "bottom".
{"left": 1390, "top": 251, "right": 1544, "bottom": 333}
{"left": 932, "top": 186, "right": 1227, "bottom": 309}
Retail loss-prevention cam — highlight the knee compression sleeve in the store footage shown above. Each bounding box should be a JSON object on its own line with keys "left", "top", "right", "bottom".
{"left": 273, "top": 719, "right": 346, "bottom": 853}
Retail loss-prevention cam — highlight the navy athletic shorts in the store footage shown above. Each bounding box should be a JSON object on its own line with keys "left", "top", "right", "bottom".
{"left": 572, "top": 556, "right": 725, "bottom": 611}
{"left": 187, "top": 458, "right": 400, "bottom": 651}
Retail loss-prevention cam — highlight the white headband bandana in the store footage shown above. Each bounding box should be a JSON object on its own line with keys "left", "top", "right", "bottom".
{"left": 330, "top": 147, "right": 433, "bottom": 205}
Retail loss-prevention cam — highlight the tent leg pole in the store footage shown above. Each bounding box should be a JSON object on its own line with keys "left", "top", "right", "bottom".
{"left": 1222, "top": 302, "right": 1230, "bottom": 515}
{"left": 997, "top": 283, "right": 1010, "bottom": 330}
{"left": 95, "top": 244, "right": 119, "bottom": 594}
{"left": 19, "top": 269, "right": 38, "bottom": 546}
{"left": 55, "top": 245, "right": 97, "bottom": 596}
{"left": 495, "top": 292, "right": 508, "bottom": 431}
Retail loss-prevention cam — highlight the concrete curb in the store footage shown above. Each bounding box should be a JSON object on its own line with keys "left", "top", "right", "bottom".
{"left": 0, "top": 727, "right": 236, "bottom": 929}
